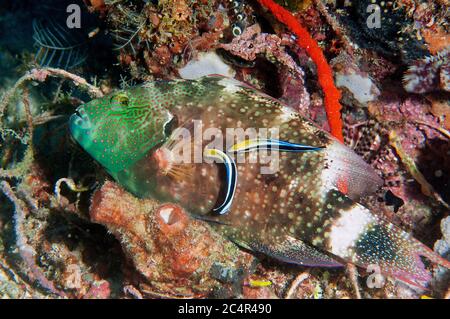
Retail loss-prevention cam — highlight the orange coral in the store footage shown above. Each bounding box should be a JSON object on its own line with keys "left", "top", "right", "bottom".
{"left": 422, "top": 28, "right": 450, "bottom": 55}
{"left": 84, "top": 0, "right": 107, "bottom": 14}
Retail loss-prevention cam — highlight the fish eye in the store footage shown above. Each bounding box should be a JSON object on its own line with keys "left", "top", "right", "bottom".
{"left": 232, "top": 23, "right": 243, "bottom": 37}
{"left": 110, "top": 92, "right": 129, "bottom": 108}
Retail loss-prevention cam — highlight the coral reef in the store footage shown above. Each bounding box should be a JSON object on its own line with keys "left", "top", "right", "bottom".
{"left": 89, "top": 181, "right": 254, "bottom": 298}
{"left": 403, "top": 49, "right": 450, "bottom": 93}
{"left": 88, "top": 0, "right": 232, "bottom": 79}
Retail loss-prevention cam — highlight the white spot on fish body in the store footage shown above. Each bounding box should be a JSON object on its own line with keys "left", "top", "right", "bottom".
{"left": 328, "top": 204, "right": 377, "bottom": 258}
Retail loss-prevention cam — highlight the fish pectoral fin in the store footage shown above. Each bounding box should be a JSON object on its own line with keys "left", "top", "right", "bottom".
{"left": 240, "top": 233, "right": 343, "bottom": 268}
{"left": 228, "top": 138, "right": 324, "bottom": 153}
{"left": 204, "top": 148, "right": 237, "bottom": 215}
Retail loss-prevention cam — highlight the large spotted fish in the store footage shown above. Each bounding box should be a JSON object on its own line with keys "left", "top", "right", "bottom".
{"left": 69, "top": 76, "right": 450, "bottom": 287}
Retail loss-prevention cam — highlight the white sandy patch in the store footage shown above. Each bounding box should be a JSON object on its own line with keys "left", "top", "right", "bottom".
{"left": 178, "top": 52, "right": 235, "bottom": 80}
{"left": 336, "top": 73, "right": 379, "bottom": 105}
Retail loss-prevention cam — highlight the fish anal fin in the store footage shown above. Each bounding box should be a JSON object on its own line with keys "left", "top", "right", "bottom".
{"left": 243, "top": 234, "right": 343, "bottom": 268}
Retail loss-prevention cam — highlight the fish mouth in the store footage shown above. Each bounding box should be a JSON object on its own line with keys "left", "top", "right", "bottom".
{"left": 73, "top": 108, "right": 83, "bottom": 119}
{"left": 70, "top": 106, "right": 91, "bottom": 127}
{"left": 69, "top": 106, "right": 93, "bottom": 142}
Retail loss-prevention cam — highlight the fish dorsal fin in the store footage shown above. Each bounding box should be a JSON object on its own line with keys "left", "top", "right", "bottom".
{"left": 234, "top": 233, "right": 343, "bottom": 268}
{"left": 323, "top": 140, "right": 383, "bottom": 200}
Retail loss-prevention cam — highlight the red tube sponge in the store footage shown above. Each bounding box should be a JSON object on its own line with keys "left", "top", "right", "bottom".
{"left": 257, "top": 0, "right": 344, "bottom": 142}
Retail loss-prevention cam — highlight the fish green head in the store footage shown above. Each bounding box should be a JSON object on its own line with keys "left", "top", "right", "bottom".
{"left": 69, "top": 86, "right": 175, "bottom": 174}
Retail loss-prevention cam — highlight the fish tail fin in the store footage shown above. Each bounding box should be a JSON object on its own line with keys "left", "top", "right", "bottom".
{"left": 326, "top": 195, "right": 445, "bottom": 288}
{"left": 351, "top": 216, "right": 448, "bottom": 288}
{"left": 384, "top": 241, "right": 432, "bottom": 289}
{"left": 414, "top": 241, "right": 450, "bottom": 269}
